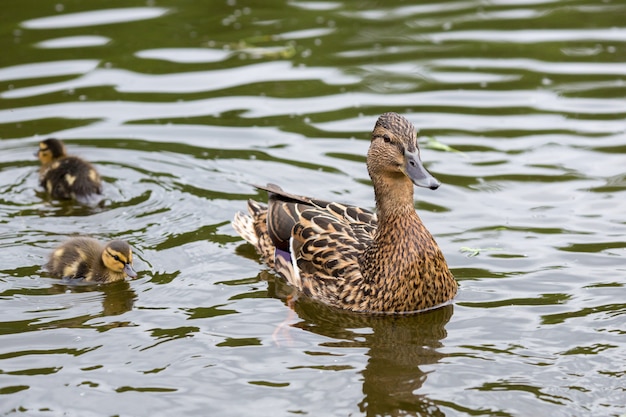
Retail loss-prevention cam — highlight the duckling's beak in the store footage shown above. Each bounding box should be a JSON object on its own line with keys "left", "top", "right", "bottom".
{"left": 405, "top": 150, "right": 440, "bottom": 190}
{"left": 123, "top": 263, "right": 138, "bottom": 278}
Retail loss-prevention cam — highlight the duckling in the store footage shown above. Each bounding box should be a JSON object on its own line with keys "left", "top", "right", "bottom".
{"left": 36, "top": 138, "right": 102, "bottom": 202}
{"left": 45, "top": 237, "right": 137, "bottom": 283}
{"left": 233, "top": 112, "right": 457, "bottom": 313}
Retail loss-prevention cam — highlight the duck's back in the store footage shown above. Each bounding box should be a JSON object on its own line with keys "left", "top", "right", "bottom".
{"left": 40, "top": 156, "right": 102, "bottom": 200}
{"left": 45, "top": 237, "right": 103, "bottom": 280}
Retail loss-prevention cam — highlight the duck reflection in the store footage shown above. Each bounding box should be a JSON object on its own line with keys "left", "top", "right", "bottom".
{"left": 268, "top": 274, "right": 453, "bottom": 416}
{"left": 356, "top": 307, "right": 451, "bottom": 417}
{"left": 50, "top": 279, "right": 136, "bottom": 317}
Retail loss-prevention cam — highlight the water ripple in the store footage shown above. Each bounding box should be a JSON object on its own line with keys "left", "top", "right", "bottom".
{"left": 1, "top": 0, "right": 625, "bottom": 416}
{"left": 2, "top": 62, "right": 360, "bottom": 99}
{"left": 21, "top": 7, "right": 170, "bottom": 29}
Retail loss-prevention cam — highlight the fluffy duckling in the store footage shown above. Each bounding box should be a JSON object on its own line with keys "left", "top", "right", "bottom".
{"left": 36, "top": 138, "right": 102, "bottom": 202}
{"left": 45, "top": 237, "right": 137, "bottom": 283}
{"left": 233, "top": 112, "right": 457, "bottom": 313}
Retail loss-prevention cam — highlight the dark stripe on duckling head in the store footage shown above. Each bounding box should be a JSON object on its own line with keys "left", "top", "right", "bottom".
{"left": 105, "top": 248, "right": 124, "bottom": 265}
{"left": 40, "top": 138, "right": 67, "bottom": 158}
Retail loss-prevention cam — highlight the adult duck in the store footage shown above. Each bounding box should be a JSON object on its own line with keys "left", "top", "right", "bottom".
{"left": 233, "top": 112, "right": 457, "bottom": 313}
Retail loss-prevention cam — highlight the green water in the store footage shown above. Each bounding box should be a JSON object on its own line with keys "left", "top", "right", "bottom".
{"left": 1, "top": 0, "right": 625, "bottom": 416}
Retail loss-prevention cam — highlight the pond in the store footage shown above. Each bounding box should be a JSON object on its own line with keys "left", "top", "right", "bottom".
{"left": 1, "top": 0, "right": 625, "bottom": 416}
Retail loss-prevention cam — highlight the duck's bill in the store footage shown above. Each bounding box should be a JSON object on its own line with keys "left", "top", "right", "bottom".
{"left": 405, "top": 150, "right": 440, "bottom": 190}
{"left": 124, "top": 263, "right": 138, "bottom": 278}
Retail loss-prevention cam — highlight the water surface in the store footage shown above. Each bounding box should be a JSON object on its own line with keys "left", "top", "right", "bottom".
{"left": 1, "top": 0, "right": 625, "bottom": 416}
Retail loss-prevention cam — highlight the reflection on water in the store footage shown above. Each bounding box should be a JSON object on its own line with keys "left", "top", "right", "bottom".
{"left": 1, "top": 0, "right": 625, "bottom": 415}
{"left": 292, "top": 296, "right": 453, "bottom": 417}
{"left": 1, "top": 277, "right": 136, "bottom": 334}
{"left": 52, "top": 280, "right": 137, "bottom": 319}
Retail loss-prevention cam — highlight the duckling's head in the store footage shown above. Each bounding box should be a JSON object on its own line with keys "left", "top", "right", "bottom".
{"left": 102, "top": 240, "right": 138, "bottom": 279}
{"left": 37, "top": 138, "right": 67, "bottom": 165}
{"left": 367, "top": 112, "right": 440, "bottom": 190}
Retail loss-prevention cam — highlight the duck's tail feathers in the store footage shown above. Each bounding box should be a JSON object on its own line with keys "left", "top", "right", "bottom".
{"left": 233, "top": 211, "right": 258, "bottom": 246}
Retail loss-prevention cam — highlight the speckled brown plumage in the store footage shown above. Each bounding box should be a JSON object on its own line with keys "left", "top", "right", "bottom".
{"left": 37, "top": 138, "right": 102, "bottom": 202}
{"left": 45, "top": 237, "right": 137, "bottom": 283}
{"left": 233, "top": 112, "right": 457, "bottom": 313}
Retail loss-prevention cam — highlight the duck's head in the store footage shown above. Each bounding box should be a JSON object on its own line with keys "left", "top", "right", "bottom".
{"left": 367, "top": 112, "right": 440, "bottom": 190}
{"left": 37, "top": 138, "right": 67, "bottom": 165}
{"left": 102, "top": 240, "right": 138, "bottom": 278}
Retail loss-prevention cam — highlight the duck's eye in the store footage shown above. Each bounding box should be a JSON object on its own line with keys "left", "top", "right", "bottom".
{"left": 383, "top": 135, "right": 391, "bottom": 143}
{"left": 112, "top": 254, "right": 120, "bottom": 262}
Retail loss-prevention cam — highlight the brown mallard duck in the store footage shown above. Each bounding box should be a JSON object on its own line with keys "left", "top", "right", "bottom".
{"left": 45, "top": 237, "right": 137, "bottom": 283}
{"left": 36, "top": 138, "right": 102, "bottom": 202}
{"left": 233, "top": 112, "right": 457, "bottom": 313}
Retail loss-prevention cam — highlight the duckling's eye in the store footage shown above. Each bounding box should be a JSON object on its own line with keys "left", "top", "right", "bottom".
{"left": 383, "top": 135, "right": 391, "bottom": 143}
{"left": 112, "top": 254, "right": 121, "bottom": 262}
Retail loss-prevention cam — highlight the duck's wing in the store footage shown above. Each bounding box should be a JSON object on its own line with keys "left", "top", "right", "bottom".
{"left": 234, "top": 183, "right": 378, "bottom": 299}
{"left": 256, "top": 183, "right": 377, "bottom": 251}
{"left": 256, "top": 184, "right": 377, "bottom": 306}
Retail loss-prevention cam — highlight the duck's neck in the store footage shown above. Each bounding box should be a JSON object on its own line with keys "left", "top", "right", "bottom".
{"left": 373, "top": 175, "right": 420, "bottom": 227}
